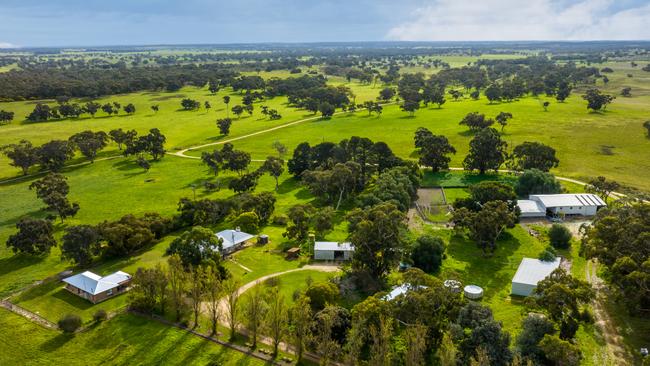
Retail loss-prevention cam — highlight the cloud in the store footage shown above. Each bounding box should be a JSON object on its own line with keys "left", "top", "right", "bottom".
{"left": 0, "top": 42, "right": 17, "bottom": 48}
{"left": 386, "top": 0, "right": 650, "bottom": 41}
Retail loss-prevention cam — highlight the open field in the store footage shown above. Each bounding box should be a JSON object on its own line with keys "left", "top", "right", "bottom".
{"left": 0, "top": 309, "right": 266, "bottom": 366}
{"left": 0, "top": 55, "right": 649, "bottom": 365}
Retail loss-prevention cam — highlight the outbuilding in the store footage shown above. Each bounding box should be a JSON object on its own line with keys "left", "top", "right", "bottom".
{"left": 62, "top": 271, "right": 132, "bottom": 304}
{"left": 517, "top": 193, "right": 606, "bottom": 218}
{"left": 216, "top": 228, "right": 255, "bottom": 254}
{"left": 511, "top": 257, "right": 561, "bottom": 297}
{"left": 313, "top": 241, "right": 354, "bottom": 261}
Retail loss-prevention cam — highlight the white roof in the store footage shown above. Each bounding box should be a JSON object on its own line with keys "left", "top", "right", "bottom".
{"left": 62, "top": 270, "right": 131, "bottom": 295}
{"left": 530, "top": 194, "right": 606, "bottom": 208}
{"left": 383, "top": 284, "right": 427, "bottom": 301}
{"left": 512, "top": 258, "right": 561, "bottom": 286}
{"left": 216, "top": 229, "right": 255, "bottom": 250}
{"left": 314, "top": 241, "right": 354, "bottom": 252}
{"left": 517, "top": 199, "right": 546, "bottom": 214}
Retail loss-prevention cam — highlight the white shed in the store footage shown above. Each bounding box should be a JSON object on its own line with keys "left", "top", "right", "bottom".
{"left": 529, "top": 194, "right": 606, "bottom": 217}
{"left": 313, "top": 241, "right": 354, "bottom": 261}
{"left": 517, "top": 199, "right": 546, "bottom": 218}
{"left": 511, "top": 257, "right": 561, "bottom": 297}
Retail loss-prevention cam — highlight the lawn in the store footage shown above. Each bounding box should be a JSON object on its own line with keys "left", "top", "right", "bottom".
{"left": 0, "top": 309, "right": 266, "bottom": 366}
{"left": 243, "top": 269, "right": 337, "bottom": 308}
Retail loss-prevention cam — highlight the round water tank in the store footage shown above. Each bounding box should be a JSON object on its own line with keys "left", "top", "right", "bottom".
{"left": 464, "top": 285, "right": 484, "bottom": 300}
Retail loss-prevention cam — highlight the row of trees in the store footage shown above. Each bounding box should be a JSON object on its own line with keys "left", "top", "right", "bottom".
{"left": 26, "top": 101, "right": 136, "bottom": 122}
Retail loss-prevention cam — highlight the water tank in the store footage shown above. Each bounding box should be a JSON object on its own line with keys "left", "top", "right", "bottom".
{"left": 258, "top": 235, "right": 269, "bottom": 245}
{"left": 464, "top": 285, "right": 484, "bottom": 300}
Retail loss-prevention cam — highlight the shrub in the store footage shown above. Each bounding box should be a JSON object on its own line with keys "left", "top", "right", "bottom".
{"left": 411, "top": 235, "right": 445, "bottom": 273}
{"left": 93, "top": 309, "right": 107, "bottom": 322}
{"left": 58, "top": 314, "right": 82, "bottom": 333}
{"left": 271, "top": 214, "right": 288, "bottom": 226}
{"left": 548, "top": 224, "right": 572, "bottom": 249}
{"left": 539, "top": 246, "right": 557, "bottom": 262}
{"left": 232, "top": 211, "right": 260, "bottom": 233}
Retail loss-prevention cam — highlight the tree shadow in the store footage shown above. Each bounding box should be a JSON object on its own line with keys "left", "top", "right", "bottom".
{"left": 0, "top": 253, "right": 47, "bottom": 277}
{"left": 457, "top": 130, "right": 475, "bottom": 137}
{"left": 39, "top": 333, "right": 74, "bottom": 352}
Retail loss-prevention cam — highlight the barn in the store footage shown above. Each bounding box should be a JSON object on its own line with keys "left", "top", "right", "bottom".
{"left": 62, "top": 270, "right": 132, "bottom": 304}
{"left": 216, "top": 228, "right": 255, "bottom": 254}
{"left": 517, "top": 193, "right": 606, "bottom": 218}
{"left": 511, "top": 258, "right": 561, "bottom": 297}
{"left": 313, "top": 241, "right": 354, "bottom": 261}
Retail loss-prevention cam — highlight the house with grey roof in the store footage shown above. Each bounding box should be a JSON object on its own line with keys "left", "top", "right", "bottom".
{"left": 216, "top": 228, "right": 255, "bottom": 254}
{"left": 62, "top": 270, "right": 132, "bottom": 303}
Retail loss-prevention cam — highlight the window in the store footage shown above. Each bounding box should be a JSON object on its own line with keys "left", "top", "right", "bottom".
{"left": 107, "top": 289, "right": 113, "bottom": 296}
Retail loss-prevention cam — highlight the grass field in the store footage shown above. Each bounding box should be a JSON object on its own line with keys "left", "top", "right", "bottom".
{"left": 0, "top": 58, "right": 648, "bottom": 364}
{"left": 0, "top": 309, "right": 266, "bottom": 366}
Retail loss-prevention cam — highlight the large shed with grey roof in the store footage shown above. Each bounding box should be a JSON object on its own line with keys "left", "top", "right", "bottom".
{"left": 216, "top": 228, "right": 255, "bottom": 254}
{"left": 517, "top": 193, "right": 606, "bottom": 218}
{"left": 511, "top": 258, "right": 561, "bottom": 297}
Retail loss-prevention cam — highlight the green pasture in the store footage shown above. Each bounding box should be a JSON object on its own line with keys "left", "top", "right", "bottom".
{"left": 0, "top": 309, "right": 265, "bottom": 366}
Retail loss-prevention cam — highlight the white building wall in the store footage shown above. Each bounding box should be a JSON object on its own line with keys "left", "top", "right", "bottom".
{"left": 511, "top": 282, "right": 536, "bottom": 297}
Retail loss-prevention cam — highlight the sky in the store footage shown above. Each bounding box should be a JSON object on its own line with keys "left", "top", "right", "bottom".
{"left": 0, "top": 0, "right": 649, "bottom": 48}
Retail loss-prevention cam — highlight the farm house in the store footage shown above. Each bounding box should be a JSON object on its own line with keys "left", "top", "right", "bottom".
{"left": 313, "top": 241, "right": 354, "bottom": 261}
{"left": 216, "top": 228, "right": 255, "bottom": 254}
{"left": 511, "top": 258, "right": 561, "bottom": 297}
{"left": 62, "top": 271, "right": 132, "bottom": 304}
{"left": 517, "top": 193, "right": 606, "bottom": 218}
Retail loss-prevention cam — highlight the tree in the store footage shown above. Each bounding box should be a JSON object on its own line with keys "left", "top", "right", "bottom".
{"left": 312, "top": 206, "right": 335, "bottom": 239}
{"left": 512, "top": 142, "right": 559, "bottom": 172}
{"left": 515, "top": 169, "right": 562, "bottom": 196}
{"left": 232, "top": 211, "right": 260, "bottom": 233}
{"left": 244, "top": 285, "right": 267, "bottom": 348}
{"left": 643, "top": 120, "right": 650, "bottom": 137}
{"left": 37, "top": 140, "right": 75, "bottom": 171}
{"left": 201, "top": 150, "right": 223, "bottom": 176}
{"left": 438, "top": 332, "right": 458, "bottom": 366}
{"left": 223, "top": 95, "right": 231, "bottom": 117}
{"left": 452, "top": 200, "right": 517, "bottom": 255}
{"left": 223, "top": 278, "right": 241, "bottom": 340}
{"left": 517, "top": 314, "right": 556, "bottom": 363}
{"left": 204, "top": 101, "right": 211, "bottom": 112}
{"left": 287, "top": 142, "right": 311, "bottom": 177}
{"left": 348, "top": 202, "right": 406, "bottom": 282}
{"left": 101, "top": 103, "right": 115, "bottom": 115}
{"left": 0, "top": 109, "right": 14, "bottom": 124}
{"left": 108, "top": 128, "right": 136, "bottom": 150}
{"left": 167, "top": 255, "right": 187, "bottom": 322}
{"left": 261, "top": 156, "right": 284, "bottom": 190}
{"left": 586, "top": 176, "right": 620, "bottom": 202}
{"left": 484, "top": 84, "right": 501, "bottom": 103}
{"left": 538, "top": 334, "right": 582, "bottom": 366}
{"left": 129, "top": 266, "right": 166, "bottom": 313}
{"left": 495, "top": 112, "right": 512, "bottom": 132}
{"left": 304, "top": 281, "right": 339, "bottom": 312}
{"left": 231, "top": 105, "right": 244, "bottom": 119}
{"left": 271, "top": 141, "right": 287, "bottom": 158}
{"left": 6, "top": 218, "right": 56, "bottom": 255}
{"left": 69, "top": 130, "right": 109, "bottom": 163}
{"left": 459, "top": 112, "right": 494, "bottom": 131}
{"left": 217, "top": 118, "right": 232, "bottom": 136}
{"left": 582, "top": 89, "right": 615, "bottom": 111}
{"left": 264, "top": 286, "right": 288, "bottom": 356}
{"left": 58, "top": 314, "right": 82, "bottom": 333}
{"left": 29, "top": 173, "right": 79, "bottom": 222}
{"left": 411, "top": 235, "right": 445, "bottom": 273}
{"left": 203, "top": 265, "right": 222, "bottom": 335}
{"left": 61, "top": 225, "right": 101, "bottom": 266}
{"left": 124, "top": 103, "right": 136, "bottom": 114}
{"left": 283, "top": 204, "right": 315, "bottom": 243}
{"left": 1, "top": 140, "right": 39, "bottom": 175}
{"left": 404, "top": 323, "right": 428, "bottom": 366}
{"left": 181, "top": 98, "right": 200, "bottom": 110}
{"left": 548, "top": 224, "right": 572, "bottom": 249}
{"left": 417, "top": 132, "right": 456, "bottom": 172}
{"left": 151, "top": 104, "right": 160, "bottom": 113}
{"left": 83, "top": 102, "right": 101, "bottom": 117}
{"left": 187, "top": 265, "right": 206, "bottom": 327}
{"left": 289, "top": 295, "right": 312, "bottom": 363}
{"left": 454, "top": 302, "right": 512, "bottom": 366}
{"left": 26, "top": 103, "right": 54, "bottom": 121}
{"left": 136, "top": 156, "right": 150, "bottom": 172}
{"left": 208, "top": 80, "right": 220, "bottom": 94}
{"left": 378, "top": 87, "right": 395, "bottom": 101}
{"left": 463, "top": 128, "right": 508, "bottom": 174}
{"left": 319, "top": 101, "right": 335, "bottom": 118}
{"left": 542, "top": 101, "right": 550, "bottom": 111}
{"left": 556, "top": 82, "right": 572, "bottom": 102}
{"left": 166, "top": 226, "right": 223, "bottom": 267}
{"left": 534, "top": 269, "right": 593, "bottom": 339}
{"left": 228, "top": 172, "right": 260, "bottom": 194}
{"left": 401, "top": 99, "right": 420, "bottom": 116}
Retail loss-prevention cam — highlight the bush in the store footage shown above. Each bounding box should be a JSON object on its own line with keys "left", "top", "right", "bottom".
{"left": 539, "top": 246, "right": 557, "bottom": 262}
{"left": 93, "top": 309, "right": 107, "bottom": 322}
{"left": 58, "top": 314, "right": 82, "bottom": 333}
{"left": 411, "top": 235, "right": 445, "bottom": 273}
{"left": 232, "top": 211, "right": 260, "bottom": 233}
{"left": 272, "top": 215, "right": 288, "bottom": 226}
{"left": 548, "top": 224, "right": 572, "bottom": 249}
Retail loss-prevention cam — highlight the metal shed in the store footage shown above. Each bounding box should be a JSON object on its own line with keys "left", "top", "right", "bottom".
{"left": 511, "top": 257, "right": 561, "bottom": 297}
{"left": 313, "top": 241, "right": 354, "bottom": 261}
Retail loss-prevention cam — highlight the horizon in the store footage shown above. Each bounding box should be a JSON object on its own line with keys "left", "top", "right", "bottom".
{"left": 2, "top": 0, "right": 650, "bottom": 48}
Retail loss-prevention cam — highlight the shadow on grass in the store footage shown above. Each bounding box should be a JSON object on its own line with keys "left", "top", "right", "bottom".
{"left": 0, "top": 253, "right": 46, "bottom": 277}
{"left": 39, "top": 333, "right": 74, "bottom": 352}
